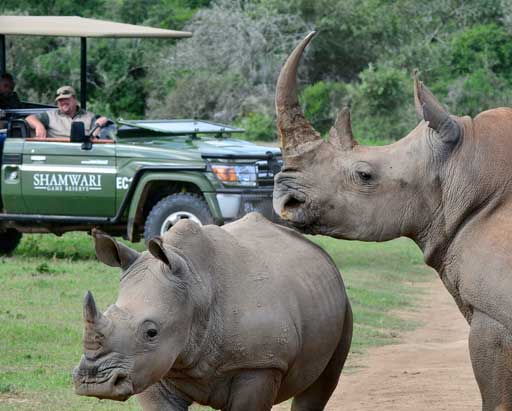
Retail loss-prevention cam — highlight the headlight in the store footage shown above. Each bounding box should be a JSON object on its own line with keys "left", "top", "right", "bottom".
{"left": 211, "top": 164, "right": 257, "bottom": 187}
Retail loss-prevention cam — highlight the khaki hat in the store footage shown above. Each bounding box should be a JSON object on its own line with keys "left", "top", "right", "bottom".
{"left": 55, "top": 85, "right": 76, "bottom": 102}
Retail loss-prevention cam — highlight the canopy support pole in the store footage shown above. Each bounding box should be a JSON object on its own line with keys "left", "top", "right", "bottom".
{"left": 80, "top": 37, "right": 87, "bottom": 109}
{"left": 0, "top": 35, "right": 6, "bottom": 74}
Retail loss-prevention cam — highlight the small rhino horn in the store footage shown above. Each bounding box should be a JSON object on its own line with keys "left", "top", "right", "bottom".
{"left": 328, "top": 106, "right": 357, "bottom": 150}
{"left": 83, "top": 291, "right": 98, "bottom": 323}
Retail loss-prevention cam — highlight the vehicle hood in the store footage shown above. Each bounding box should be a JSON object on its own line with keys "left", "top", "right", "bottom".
{"left": 116, "top": 136, "right": 281, "bottom": 160}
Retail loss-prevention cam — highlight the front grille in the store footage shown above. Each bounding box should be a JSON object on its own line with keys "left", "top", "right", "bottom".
{"left": 256, "top": 158, "right": 283, "bottom": 187}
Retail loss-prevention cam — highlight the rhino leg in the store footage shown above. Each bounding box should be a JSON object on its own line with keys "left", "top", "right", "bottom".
{"left": 226, "top": 369, "right": 282, "bottom": 411}
{"left": 469, "top": 310, "right": 512, "bottom": 411}
{"left": 137, "top": 381, "right": 192, "bottom": 411}
{"left": 291, "top": 305, "right": 352, "bottom": 411}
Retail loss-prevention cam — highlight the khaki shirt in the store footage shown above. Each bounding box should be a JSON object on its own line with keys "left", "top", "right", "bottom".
{"left": 37, "top": 107, "right": 96, "bottom": 138}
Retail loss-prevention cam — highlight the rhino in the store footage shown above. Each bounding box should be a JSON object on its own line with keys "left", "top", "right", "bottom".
{"left": 273, "top": 31, "right": 512, "bottom": 410}
{"left": 72, "top": 212, "right": 352, "bottom": 411}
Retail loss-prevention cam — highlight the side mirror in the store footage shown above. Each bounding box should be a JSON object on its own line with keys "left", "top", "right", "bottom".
{"left": 70, "top": 121, "right": 92, "bottom": 150}
{"left": 70, "top": 121, "right": 86, "bottom": 143}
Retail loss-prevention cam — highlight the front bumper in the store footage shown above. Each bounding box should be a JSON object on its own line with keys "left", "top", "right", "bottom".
{"left": 216, "top": 189, "right": 281, "bottom": 223}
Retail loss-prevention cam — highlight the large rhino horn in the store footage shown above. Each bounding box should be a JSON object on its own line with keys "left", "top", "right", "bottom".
{"left": 413, "top": 71, "right": 460, "bottom": 145}
{"left": 276, "top": 31, "right": 321, "bottom": 153}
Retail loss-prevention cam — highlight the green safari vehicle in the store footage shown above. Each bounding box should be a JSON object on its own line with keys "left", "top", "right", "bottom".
{"left": 0, "top": 117, "right": 281, "bottom": 253}
{"left": 0, "top": 17, "right": 282, "bottom": 253}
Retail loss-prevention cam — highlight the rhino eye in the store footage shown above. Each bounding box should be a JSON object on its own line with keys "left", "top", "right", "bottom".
{"left": 141, "top": 321, "right": 159, "bottom": 342}
{"left": 357, "top": 170, "right": 372, "bottom": 182}
{"left": 146, "top": 329, "right": 158, "bottom": 339}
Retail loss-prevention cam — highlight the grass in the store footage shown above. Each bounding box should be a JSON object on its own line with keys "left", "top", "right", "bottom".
{"left": 314, "top": 237, "right": 433, "bottom": 353}
{"left": 0, "top": 232, "right": 434, "bottom": 410}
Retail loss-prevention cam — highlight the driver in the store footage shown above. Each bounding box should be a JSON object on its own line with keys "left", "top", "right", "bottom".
{"left": 26, "top": 85, "right": 108, "bottom": 138}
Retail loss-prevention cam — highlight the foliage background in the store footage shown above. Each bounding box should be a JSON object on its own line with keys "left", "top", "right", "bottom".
{"left": 3, "top": 0, "right": 512, "bottom": 141}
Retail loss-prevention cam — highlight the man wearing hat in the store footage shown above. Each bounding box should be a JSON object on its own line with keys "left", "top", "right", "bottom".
{"left": 26, "top": 85, "right": 108, "bottom": 138}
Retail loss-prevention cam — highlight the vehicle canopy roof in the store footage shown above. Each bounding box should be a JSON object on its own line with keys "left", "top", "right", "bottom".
{"left": 0, "top": 16, "right": 192, "bottom": 38}
{"left": 118, "top": 119, "right": 245, "bottom": 136}
{"left": 0, "top": 16, "right": 192, "bottom": 109}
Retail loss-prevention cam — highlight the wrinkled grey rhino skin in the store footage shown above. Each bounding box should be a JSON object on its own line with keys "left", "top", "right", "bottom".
{"left": 273, "top": 32, "right": 512, "bottom": 411}
{"left": 73, "top": 212, "right": 352, "bottom": 411}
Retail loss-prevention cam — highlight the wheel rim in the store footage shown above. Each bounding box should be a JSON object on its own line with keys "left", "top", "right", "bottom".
{"left": 160, "top": 211, "right": 202, "bottom": 235}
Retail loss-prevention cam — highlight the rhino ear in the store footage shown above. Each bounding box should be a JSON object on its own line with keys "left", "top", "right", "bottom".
{"left": 148, "top": 237, "right": 171, "bottom": 266}
{"left": 413, "top": 69, "right": 424, "bottom": 119}
{"left": 413, "top": 71, "right": 460, "bottom": 145}
{"left": 148, "top": 236, "right": 187, "bottom": 274}
{"left": 92, "top": 229, "right": 140, "bottom": 270}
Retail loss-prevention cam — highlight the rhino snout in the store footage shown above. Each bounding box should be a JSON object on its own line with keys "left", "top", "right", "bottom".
{"left": 73, "top": 359, "right": 134, "bottom": 401}
{"left": 274, "top": 192, "right": 306, "bottom": 220}
{"left": 273, "top": 171, "right": 311, "bottom": 213}
{"left": 273, "top": 176, "right": 310, "bottom": 226}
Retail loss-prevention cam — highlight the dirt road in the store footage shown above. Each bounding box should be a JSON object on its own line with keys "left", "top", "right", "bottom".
{"left": 274, "top": 278, "right": 481, "bottom": 410}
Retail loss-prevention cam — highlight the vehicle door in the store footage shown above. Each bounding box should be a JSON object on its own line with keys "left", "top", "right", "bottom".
{"left": 21, "top": 138, "right": 116, "bottom": 217}
{"left": 2, "top": 136, "right": 25, "bottom": 213}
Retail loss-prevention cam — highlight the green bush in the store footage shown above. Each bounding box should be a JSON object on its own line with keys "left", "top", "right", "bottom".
{"left": 355, "top": 64, "right": 410, "bottom": 114}
{"left": 237, "top": 112, "right": 276, "bottom": 141}
{"left": 447, "top": 69, "right": 512, "bottom": 116}
{"left": 349, "top": 65, "right": 415, "bottom": 140}
{"left": 299, "top": 81, "right": 348, "bottom": 134}
{"left": 440, "top": 23, "right": 512, "bottom": 116}
{"left": 451, "top": 23, "right": 512, "bottom": 80}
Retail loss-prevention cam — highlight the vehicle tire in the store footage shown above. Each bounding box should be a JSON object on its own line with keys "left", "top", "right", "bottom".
{"left": 144, "top": 193, "right": 214, "bottom": 243}
{"left": 0, "top": 229, "right": 22, "bottom": 254}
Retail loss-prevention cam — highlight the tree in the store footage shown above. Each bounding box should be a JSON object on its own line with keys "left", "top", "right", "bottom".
{"left": 146, "top": 0, "right": 309, "bottom": 121}
{"left": 3, "top": 0, "right": 512, "bottom": 141}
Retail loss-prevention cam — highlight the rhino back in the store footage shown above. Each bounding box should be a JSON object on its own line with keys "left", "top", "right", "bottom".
{"left": 212, "top": 213, "right": 348, "bottom": 386}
